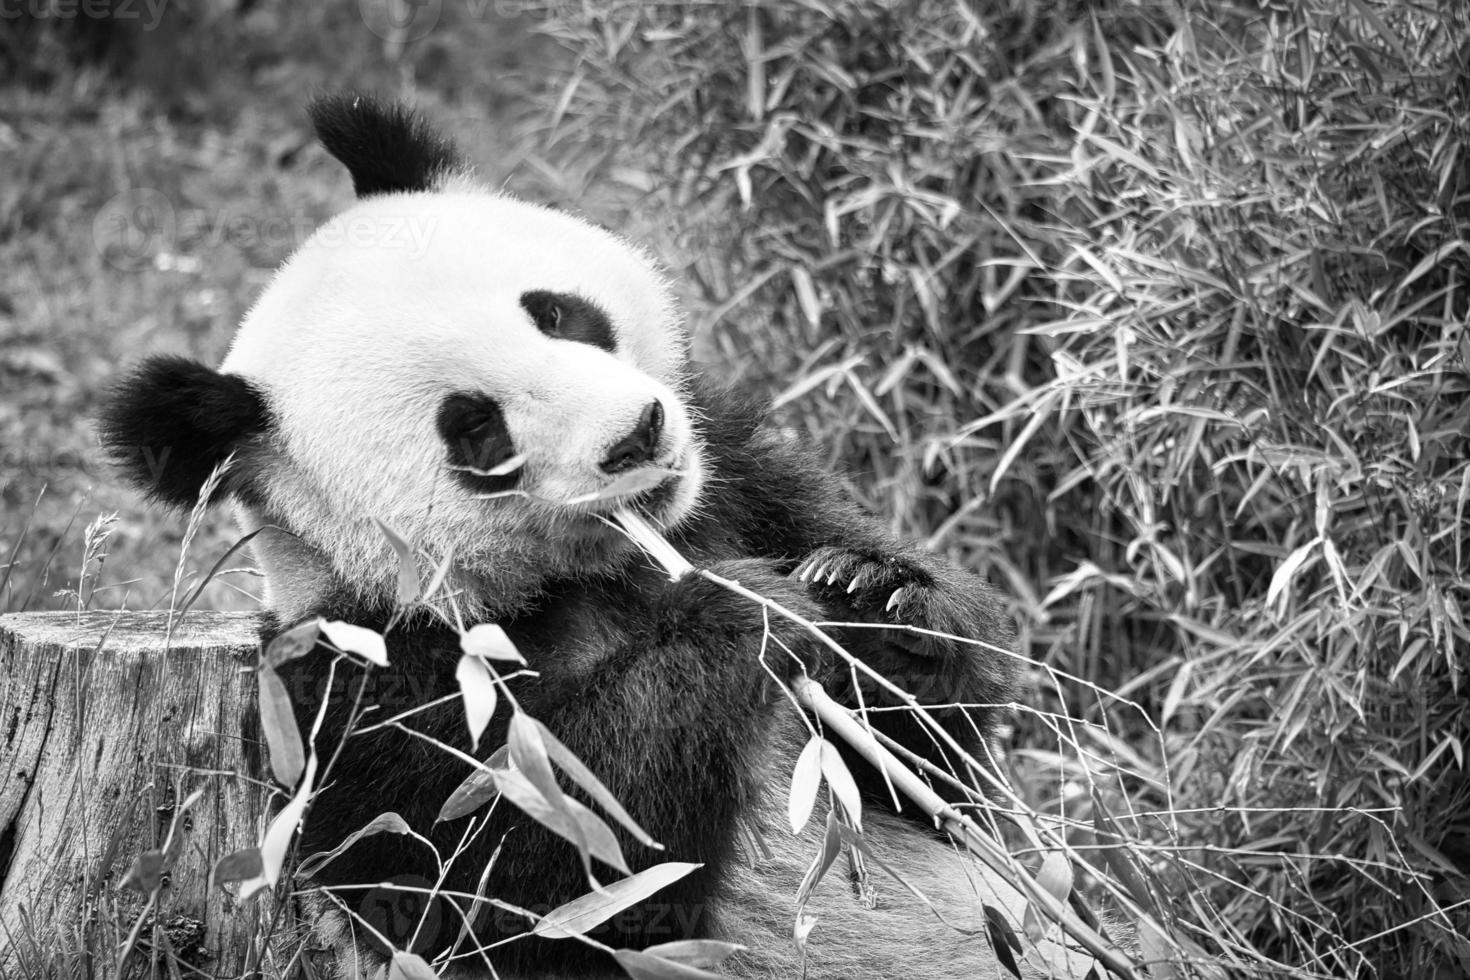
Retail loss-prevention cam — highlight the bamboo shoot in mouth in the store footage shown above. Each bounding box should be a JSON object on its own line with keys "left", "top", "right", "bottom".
{"left": 612, "top": 507, "right": 693, "bottom": 580}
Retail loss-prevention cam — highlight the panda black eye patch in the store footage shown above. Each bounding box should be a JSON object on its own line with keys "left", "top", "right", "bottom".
{"left": 437, "top": 391, "right": 520, "bottom": 493}
{"left": 520, "top": 290, "right": 616, "bottom": 352}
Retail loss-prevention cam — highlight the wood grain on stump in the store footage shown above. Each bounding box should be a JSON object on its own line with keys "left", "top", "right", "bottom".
{"left": 0, "top": 610, "right": 270, "bottom": 978}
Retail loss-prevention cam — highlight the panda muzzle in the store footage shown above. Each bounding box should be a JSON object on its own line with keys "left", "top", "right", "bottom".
{"left": 599, "top": 399, "right": 664, "bottom": 474}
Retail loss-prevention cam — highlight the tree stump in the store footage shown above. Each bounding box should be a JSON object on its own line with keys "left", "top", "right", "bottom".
{"left": 0, "top": 611, "right": 272, "bottom": 978}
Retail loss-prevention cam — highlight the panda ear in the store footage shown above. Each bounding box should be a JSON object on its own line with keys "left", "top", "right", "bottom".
{"left": 308, "top": 92, "right": 463, "bottom": 198}
{"left": 98, "top": 355, "right": 270, "bottom": 509}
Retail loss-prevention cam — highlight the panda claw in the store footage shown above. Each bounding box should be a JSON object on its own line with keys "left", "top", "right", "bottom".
{"left": 885, "top": 587, "right": 905, "bottom": 613}
{"left": 846, "top": 575, "right": 862, "bottom": 594}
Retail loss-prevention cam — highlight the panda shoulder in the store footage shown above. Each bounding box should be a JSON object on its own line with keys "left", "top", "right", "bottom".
{"left": 688, "top": 378, "right": 831, "bottom": 508}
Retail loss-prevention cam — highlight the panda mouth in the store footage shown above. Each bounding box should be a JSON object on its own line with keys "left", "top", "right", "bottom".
{"left": 591, "top": 472, "right": 681, "bottom": 517}
{"left": 559, "top": 463, "right": 685, "bottom": 517}
{"left": 623, "top": 475, "right": 678, "bottom": 514}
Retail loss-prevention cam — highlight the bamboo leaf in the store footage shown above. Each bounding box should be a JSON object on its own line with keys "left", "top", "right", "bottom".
{"left": 817, "top": 739, "right": 862, "bottom": 831}
{"left": 374, "top": 517, "right": 421, "bottom": 607}
{"left": 982, "top": 905, "right": 1023, "bottom": 980}
{"left": 788, "top": 736, "right": 823, "bottom": 833}
{"left": 795, "top": 810, "right": 843, "bottom": 908}
{"left": 1022, "top": 851, "right": 1074, "bottom": 942}
{"left": 239, "top": 755, "right": 317, "bottom": 900}
{"left": 791, "top": 265, "right": 821, "bottom": 329}
{"left": 257, "top": 665, "right": 304, "bottom": 788}
{"left": 213, "top": 847, "right": 263, "bottom": 885}
{"left": 533, "top": 862, "right": 701, "bottom": 939}
{"left": 120, "top": 849, "right": 164, "bottom": 894}
{"left": 461, "top": 623, "right": 526, "bottom": 664}
{"left": 492, "top": 766, "right": 627, "bottom": 876}
{"left": 613, "top": 948, "right": 726, "bottom": 980}
{"left": 988, "top": 393, "right": 1055, "bottom": 493}
{"left": 262, "top": 619, "right": 320, "bottom": 670}
{"left": 1266, "top": 539, "right": 1320, "bottom": 613}
{"left": 438, "top": 746, "right": 510, "bottom": 823}
{"left": 532, "top": 717, "right": 660, "bottom": 848}
{"left": 456, "top": 652, "right": 499, "bottom": 750}
{"left": 388, "top": 952, "right": 438, "bottom": 980}
{"left": 420, "top": 542, "right": 457, "bottom": 603}
{"left": 509, "top": 712, "right": 566, "bottom": 809}
{"left": 319, "top": 619, "right": 389, "bottom": 667}
{"left": 298, "top": 812, "right": 413, "bottom": 878}
{"left": 641, "top": 940, "right": 745, "bottom": 970}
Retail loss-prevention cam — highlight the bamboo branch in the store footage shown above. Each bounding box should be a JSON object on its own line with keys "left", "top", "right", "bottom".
{"left": 610, "top": 510, "right": 1140, "bottom": 979}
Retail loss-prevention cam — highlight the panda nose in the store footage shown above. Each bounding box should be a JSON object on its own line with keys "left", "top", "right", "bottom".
{"left": 600, "top": 400, "right": 664, "bottom": 474}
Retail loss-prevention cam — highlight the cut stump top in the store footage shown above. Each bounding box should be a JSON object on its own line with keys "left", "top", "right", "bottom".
{"left": 0, "top": 609, "right": 265, "bottom": 653}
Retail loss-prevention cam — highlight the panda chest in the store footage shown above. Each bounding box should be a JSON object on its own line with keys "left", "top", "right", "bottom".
{"left": 502, "top": 576, "right": 659, "bottom": 685}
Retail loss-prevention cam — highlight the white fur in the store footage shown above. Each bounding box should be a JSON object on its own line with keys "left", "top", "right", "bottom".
{"left": 713, "top": 720, "right": 1100, "bottom": 979}
{"left": 718, "top": 806, "right": 1097, "bottom": 980}
{"left": 220, "top": 191, "right": 704, "bottom": 619}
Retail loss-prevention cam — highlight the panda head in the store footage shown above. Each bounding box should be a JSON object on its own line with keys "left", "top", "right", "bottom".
{"left": 100, "top": 94, "right": 706, "bottom": 620}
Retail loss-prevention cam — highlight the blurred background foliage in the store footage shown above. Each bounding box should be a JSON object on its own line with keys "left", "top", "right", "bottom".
{"left": 3, "top": 0, "right": 1468, "bottom": 976}
{"left": 523, "top": 2, "right": 1470, "bottom": 972}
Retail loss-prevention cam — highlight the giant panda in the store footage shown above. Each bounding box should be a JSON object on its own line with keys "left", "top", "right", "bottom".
{"left": 98, "top": 96, "right": 1092, "bottom": 979}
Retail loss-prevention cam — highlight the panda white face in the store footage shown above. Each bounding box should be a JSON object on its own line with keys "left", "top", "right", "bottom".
{"left": 98, "top": 98, "right": 711, "bottom": 620}
{"left": 219, "top": 189, "right": 707, "bottom": 616}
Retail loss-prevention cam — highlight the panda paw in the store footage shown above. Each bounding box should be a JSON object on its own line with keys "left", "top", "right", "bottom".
{"left": 793, "top": 546, "right": 990, "bottom": 661}
{"left": 794, "top": 545, "right": 1019, "bottom": 765}
{"left": 795, "top": 546, "right": 931, "bottom": 613}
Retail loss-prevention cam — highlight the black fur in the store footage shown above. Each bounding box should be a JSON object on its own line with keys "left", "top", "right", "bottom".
{"left": 520, "top": 290, "right": 617, "bottom": 353}
{"left": 309, "top": 93, "right": 463, "bottom": 198}
{"left": 437, "top": 391, "right": 520, "bottom": 494}
{"left": 97, "top": 354, "right": 270, "bottom": 508}
{"left": 270, "top": 381, "right": 1017, "bottom": 976}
